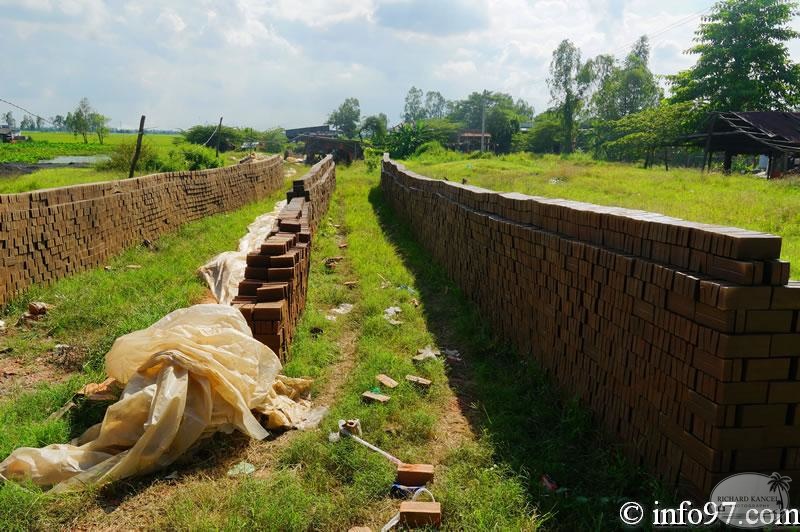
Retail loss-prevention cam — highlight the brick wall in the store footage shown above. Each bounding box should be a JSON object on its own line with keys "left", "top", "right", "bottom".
{"left": 0, "top": 157, "right": 285, "bottom": 306}
{"left": 232, "top": 156, "right": 336, "bottom": 359}
{"left": 382, "top": 155, "right": 800, "bottom": 497}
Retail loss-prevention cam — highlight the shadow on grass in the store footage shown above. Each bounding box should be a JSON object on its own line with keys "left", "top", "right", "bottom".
{"left": 367, "top": 185, "right": 672, "bottom": 529}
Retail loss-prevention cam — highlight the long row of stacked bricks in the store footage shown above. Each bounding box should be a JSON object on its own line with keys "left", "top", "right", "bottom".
{"left": 231, "top": 155, "right": 335, "bottom": 360}
{"left": 381, "top": 155, "right": 800, "bottom": 498}
{"left": 0, "top": 157, "right": 285, "bottom": 306}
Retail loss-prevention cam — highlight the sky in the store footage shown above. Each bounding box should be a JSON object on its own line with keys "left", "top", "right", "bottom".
{"left": 1, "top": 0, "right": 799, "bottom": 130}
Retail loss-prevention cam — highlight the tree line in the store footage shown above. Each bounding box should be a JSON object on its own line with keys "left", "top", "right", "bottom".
{"left": 2, "top": 97, "right": 111, "bottom": 144}
{"left": 325, "top": 0, "right": 800, "bottom": 163}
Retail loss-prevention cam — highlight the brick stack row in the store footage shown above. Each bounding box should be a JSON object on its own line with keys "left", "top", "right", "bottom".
{"left": 0, "top": 157, "right": 285, "bottom": 306}
{"left": 286, "top": 155, "right": 336, "bottom": 231}
{"left": 231, "top": 155, "right": 336, "bottom": 359}
{"left": 381, "top": 155, "right": 800, "bottom": 498}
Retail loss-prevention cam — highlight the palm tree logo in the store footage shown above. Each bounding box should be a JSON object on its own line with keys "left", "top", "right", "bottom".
{"left": 768, "top": 473, "right": 792, "bottom": 510}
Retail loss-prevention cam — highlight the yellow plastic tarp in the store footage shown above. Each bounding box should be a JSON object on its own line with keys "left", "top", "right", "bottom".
{"left": 0, "top": 304, "right": 317, "bottom": 492}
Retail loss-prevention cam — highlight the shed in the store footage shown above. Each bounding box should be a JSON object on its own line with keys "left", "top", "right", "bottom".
{"left": 681, "top": 112, "right": 800, "bottom": 177}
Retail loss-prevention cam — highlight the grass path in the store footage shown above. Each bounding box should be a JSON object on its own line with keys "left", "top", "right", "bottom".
{"left": 1, "top": 161, "right": 671, "bottom": 530}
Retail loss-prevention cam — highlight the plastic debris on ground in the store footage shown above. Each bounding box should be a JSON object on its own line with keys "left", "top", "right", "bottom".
{"left": 197, "top": 201, "right": 286, "bottom": 305}
{"left": 413, "top": 345, "right": 440, "bottom": 362}
{"left": 0, "top": 304, "right": 321, "bottom": 492}
{"left": 383, "top": 307, "right": 403, "bottom": 325}
{"left": 0, "top": 320, "right": 6, "bottom": 335}
{"left": 227, "top": 461, "right": 256, "bottom": 477}
{"left": 331, "top": 303, "right": 354, "bottom": 315}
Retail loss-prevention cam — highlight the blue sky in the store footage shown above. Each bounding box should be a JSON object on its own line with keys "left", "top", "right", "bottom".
{"left": 1, "top": 0, "right": 797, "bottom": 130}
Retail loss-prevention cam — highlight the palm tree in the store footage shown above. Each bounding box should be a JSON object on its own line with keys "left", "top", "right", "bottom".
{"left": 768, "top": 472, "right": 792, "bottom": 510}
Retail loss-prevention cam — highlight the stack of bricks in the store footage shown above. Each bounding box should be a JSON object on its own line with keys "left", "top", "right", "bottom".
{"left": 0, "top": 157, "right": 284, "bottom": 306}
{"left": 231, "top": 155, "right": 336, "bottom": 360}
{"left": 286, "top": 155, "right": 336, "bottom": 231}
{"left": 381, "top": 155, "right": 800, "bottom": 498}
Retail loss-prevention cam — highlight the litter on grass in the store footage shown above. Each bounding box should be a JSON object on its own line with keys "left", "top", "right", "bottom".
{"left": 227, "top": 461, "right": 256, "bottom": 477}
{"left": 383, "top": 306, "right": 403, "bottom": 325}
{"left": 413, "top": 345, "right": 440, "bottom": 362}
{"left": 0, "top": 304, "right": 321, "bottom": 492}
{"left": 331, "top": 303, "right": 354, "bottom": 315}
{"left": 197, "top": 202, "right": 285, "bottom": 305}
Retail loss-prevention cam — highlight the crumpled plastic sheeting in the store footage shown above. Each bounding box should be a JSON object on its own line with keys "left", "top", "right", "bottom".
{"left": 198, "top": 201, "right": 286, "bottom": 305}
{"left": 0, "top": 304, "right": 318, "bottom": 492}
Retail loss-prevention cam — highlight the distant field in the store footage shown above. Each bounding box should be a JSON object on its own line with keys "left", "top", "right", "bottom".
{"left": 0, "top": 167, "right": 126, "bottom": 194}
{"left": 0, "top": 132, "right": 257, "bottom": 192}
{"left": 0, "top": 132, "right": 180, "bottom": 164}
{"left": 402, "top": 152, "right": 800, "bottom": 277}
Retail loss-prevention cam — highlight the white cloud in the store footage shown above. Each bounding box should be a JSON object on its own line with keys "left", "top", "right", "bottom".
{"left": 436, "top": 60, "right": 478, "bottom": 79}
{"left": 0, "top": 0, "right": 756, "bottom": 129}
{"left": 157, "top": 9, "right": 186, "bottom": 33}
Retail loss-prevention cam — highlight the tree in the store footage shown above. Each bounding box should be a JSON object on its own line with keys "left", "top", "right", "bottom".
{"left": 403, "top": 87, "right": 426, "bottom": 122}
{"left": 327, "top": 97, "right": 361, "bottom": 138}
{"left": 35, "top": 116, "right": 44, "bottom": 130}
{"left": 424, "top": 91, "right": 447, "bottom": 119}
{"left": 359, "top": 113, "right": 388, "bottom": 143}
{"left": 547, "top": 39, "right": 589, "bottom": 154}
{"left": 51, "top": 115, "right": 66, "bottom": 130}
{"left": 485, "top": 107, "right": 520, "bottom": 153}
{"left": 524, "top": 110, "right": 564, "bottom": 153}
{"left": 89, "top": 113, "right": 110, "bottom": 144}
{"left": 20, "top": 115, "right": 36, "bottom": 131}
{"left": 590, "top": 37, "right": 662, "bottom": 122}
{"left": 65, "top": 98, "right": 94, "bottom": 143}
{"left": 669, "top": 0, "right": 800, "bottom": 111}
{"left": 261, "top": 128, "right": 288, "bottom": 152}
{"left": 184, "top": 124, "right": 243, "bottom": 152}
{"left": 2, "top": 111, "right": 15, "bottom": 128}
{"left": 598, "top": 101, "right": 700, "bottom": 162}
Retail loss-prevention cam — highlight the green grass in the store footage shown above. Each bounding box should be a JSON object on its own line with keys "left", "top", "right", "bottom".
{"left": 0, "top": 167, "right": 127, "bottom": 194}
{"left": 0, "top": 161, "right": 668, "bottom": 530}
{"left": 0, "top": 132, "right": 180, "bottom": 164}
{"left": 402, "top": 151, "right": 800, "bottom": 276}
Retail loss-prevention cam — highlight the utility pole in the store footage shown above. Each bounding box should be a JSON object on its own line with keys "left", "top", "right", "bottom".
{"left": 215, "top": 116, "right": 223, "bottom": 158}
{"left": 129, "top": 115, "right": 146, "bottom": 179}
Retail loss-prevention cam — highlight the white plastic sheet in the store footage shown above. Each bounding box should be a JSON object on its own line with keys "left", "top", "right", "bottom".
{"left": 0, "top": 304, "right": 317, "bottom": 492}
{"left": 197, "top": 201, "right": 286, "bottom": 305}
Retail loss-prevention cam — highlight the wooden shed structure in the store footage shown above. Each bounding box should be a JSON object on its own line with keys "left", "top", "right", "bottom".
{"left": 681, "top": 112, "right": 800, "bottom": 177}
{"left": 298, "top": 135, "right": 362, "bottom": 164}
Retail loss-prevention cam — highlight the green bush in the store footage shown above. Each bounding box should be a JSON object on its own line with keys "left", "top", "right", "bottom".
{"left": 413, "top": 140, "right": 446, "bottom": 157}
{"left": 363, "top": 147, "right": 381, "bottom": 173}
{"left": 97, "top": 141, "right": 220, "bottom": 174}
{"left": 178, "top": 144, "right": 220, "bottom": 170}
{"left": 97, "top": 141, "right": 161, "bottom": 173}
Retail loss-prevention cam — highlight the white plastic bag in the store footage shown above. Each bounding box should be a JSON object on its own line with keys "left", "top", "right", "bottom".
{"left": 0, "top": 304, "right": 315, "bottom": 492}
{"left": 197, "top": 201, "right": 286, "bottom": 305}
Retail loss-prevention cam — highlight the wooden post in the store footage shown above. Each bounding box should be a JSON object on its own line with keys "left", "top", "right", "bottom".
{"left": 723, "top": 151, "right": 733, "bottom": 174}
{"left": 128, "top": 115, "right": 145, "bottom": 179}
{"left": 215, "top": 116, "right": 223, "bottom": 158}
{"left": 664, "top": 147, "right": 669, "bottom": 171}
{"left": 702, "top": 114, "right": 717, "bottom": 173}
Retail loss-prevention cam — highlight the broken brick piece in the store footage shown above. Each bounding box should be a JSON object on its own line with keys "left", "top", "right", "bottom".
{"left": 396, "top": 463, "right": 434, "bottom": 486}
{"left": 405, "top": 375, "right": 432, "bottom": 388}
{"left": 361, "top": 391, "right": 391, "bottom": 404}
{"left": 399, "top": 501, "right": 441, "bottom": 528}
{"left": 376, "top": 374, "right": 399, "bottom": 388}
